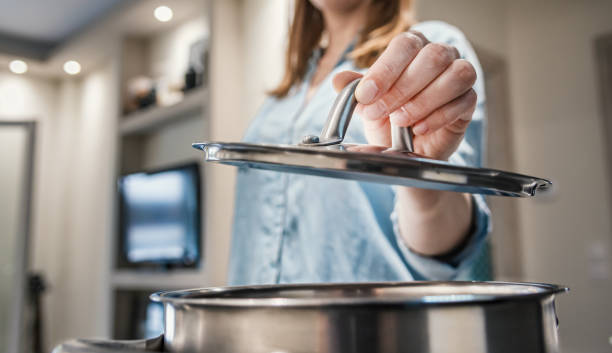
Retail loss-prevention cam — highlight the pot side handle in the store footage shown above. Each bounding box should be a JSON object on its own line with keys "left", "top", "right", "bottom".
{"left": 52, "top": 334, "right": 163, "bottom": 353}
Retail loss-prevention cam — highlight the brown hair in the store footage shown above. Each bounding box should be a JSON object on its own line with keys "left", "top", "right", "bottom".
{"left": 269, "top": 0, "right": 415, "bottom": 97}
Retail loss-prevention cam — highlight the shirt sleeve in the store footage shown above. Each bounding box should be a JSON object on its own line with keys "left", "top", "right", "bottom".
{"left": 390, "top": 21, "right": 492, "bottom": 280}
{"left": 391, "top": 191, "right": 491, "bottom": 281}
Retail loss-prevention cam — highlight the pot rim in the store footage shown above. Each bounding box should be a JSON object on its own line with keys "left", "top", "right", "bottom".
{"left": 150, "top": 281, "right": 568, "bottom": 307}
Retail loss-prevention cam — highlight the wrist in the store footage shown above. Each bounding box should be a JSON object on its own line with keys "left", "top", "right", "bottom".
{"left": 396, "top": 186, "right": 447, "bottom": 215}
{"left": 396, "top": 188, "right": 473, "bottom": 256}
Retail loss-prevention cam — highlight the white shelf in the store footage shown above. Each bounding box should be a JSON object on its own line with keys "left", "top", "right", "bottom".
{"left": 111, "top": 269, "right": 208, "bottom": 290}
{"left": 119, "top": 87, "right": 207, "bottom": 135}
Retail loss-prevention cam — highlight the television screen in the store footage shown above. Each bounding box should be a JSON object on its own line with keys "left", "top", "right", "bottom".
{"left": 118, "top": 163, "right": 200, "bottom": 267}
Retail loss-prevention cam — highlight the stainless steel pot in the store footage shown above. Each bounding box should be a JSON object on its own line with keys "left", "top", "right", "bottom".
{"left": 151, "top": 281, "right": 566, "bottom": 353}
{"left": 54, "top": 281, "right": 567, "bottom": 353}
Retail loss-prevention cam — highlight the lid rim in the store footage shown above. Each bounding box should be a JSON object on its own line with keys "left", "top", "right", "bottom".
{"left": 192, "top": 142, "right": 551, "bottom": 198}
{"left": 150, "top": 281, "right": 568, "bottom": 307}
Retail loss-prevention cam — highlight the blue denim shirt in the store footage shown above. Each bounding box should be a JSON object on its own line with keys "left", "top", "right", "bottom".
{"left": 229, "top": 21, "right": 491, "bottom": 285}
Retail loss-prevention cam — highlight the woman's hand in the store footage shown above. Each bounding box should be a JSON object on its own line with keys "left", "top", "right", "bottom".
{"left": 333, "top": 30, "right": 477, "bottom": 256}
{"left": 332, "top": 31, "right": 477, "bottom": 161}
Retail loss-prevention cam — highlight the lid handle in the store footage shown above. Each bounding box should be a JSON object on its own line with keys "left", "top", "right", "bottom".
{"left": 301, "top": 78, "right": 414, "bottom": 152}
{"left": 391, "top": 124, "right": 414, "bottom": 152}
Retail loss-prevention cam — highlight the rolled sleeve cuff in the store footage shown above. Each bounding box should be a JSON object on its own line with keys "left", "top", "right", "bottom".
{"left": 391, "top": 194, "right": 491, "bottom": 281}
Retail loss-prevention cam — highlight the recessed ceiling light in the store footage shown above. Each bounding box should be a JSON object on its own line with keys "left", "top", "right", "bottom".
{"left": 63, "top": 60, "right": 81, "bottom": 75}
{"left": 154, "top": 5, "right": 173, "bottom": 22}
{"left": 9, "top": 60, "right": 28, "bottom": 74}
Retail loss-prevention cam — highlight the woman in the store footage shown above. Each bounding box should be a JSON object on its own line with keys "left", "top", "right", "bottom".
{"left": 230, "top": 0, "right": 490, "bottom": 284}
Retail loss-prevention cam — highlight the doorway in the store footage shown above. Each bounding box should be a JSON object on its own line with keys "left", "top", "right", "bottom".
{"left": 0, "top": 121, "right": 36, "bottom": 353}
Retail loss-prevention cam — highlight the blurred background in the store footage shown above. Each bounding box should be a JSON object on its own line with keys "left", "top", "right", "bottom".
{"left": 0, "top": 0, "right": 611, "bottom": 352}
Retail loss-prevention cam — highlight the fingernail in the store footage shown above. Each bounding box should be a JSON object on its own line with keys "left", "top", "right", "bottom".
{"left": 356, "top": 79, "right": 379, "bottom": 104}
{"left": 413, "top": 122, "right": 428, "bottom": 135}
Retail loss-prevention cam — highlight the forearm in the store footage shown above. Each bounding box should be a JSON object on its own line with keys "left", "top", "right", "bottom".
{"left": 396, "top": 187, "right": 473, "bottom": 257}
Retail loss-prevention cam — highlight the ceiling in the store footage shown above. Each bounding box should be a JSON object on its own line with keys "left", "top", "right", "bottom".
{"left": 0, "top": 0, "right": 207, "bottom": 77}
{"left": 0, "top": 0, "right": 124, "bottom": 59}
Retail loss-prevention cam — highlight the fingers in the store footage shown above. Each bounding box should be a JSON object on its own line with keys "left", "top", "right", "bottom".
{"left": 332, "top": 71, "right": 363, "bottom": 92}
{"left": 407, "top": 30, "right": 430, "bottom": 46}
{"left": 361, "top": 113, "right": 392, "bottom": 146}
{"left": 355, "top": 32, "right": 425, "bottom": 104}
{"left": 414, "top": 113, "right": 472, "bottom": 160}
{"left": 388, "top": 59, "right": 477, "bottom": 127}
{"left": 359, "top": 42, "right": 460, "bottom": 121}
{"left": 411, "top": 89, "right": 476, "bottom": 135}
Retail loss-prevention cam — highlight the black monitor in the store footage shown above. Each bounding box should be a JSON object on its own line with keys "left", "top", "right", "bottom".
{"left": 117, "top": 162, "right": 201, "bottom": 269}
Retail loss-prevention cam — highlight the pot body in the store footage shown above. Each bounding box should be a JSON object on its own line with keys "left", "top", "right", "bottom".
{"left": 155, "top": 282, "right": 565, "bottom": 353}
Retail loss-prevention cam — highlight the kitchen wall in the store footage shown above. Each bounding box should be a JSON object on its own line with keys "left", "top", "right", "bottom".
{"left": 241, "top": 0, "right": 289, "bottom": 119}
{"left": 52, "top": 60, "right": 119, "bottom": 341}
{"left": 206, "top": 0, "right": 289, "bottom": 285}
{"left": 416, "top": 0, "right": 508, "bottom": 57}
{"left": 0, "top": 59, "right": 119, "bottom": 345}
{"left": 0, "top": 72, "right": 64, "bottom": 345}
{"left": 0, "top": 123, "right": 32, "bottom": 353}
{"left": 418, "top": 0, "right": 612, "bottom": 352}
{"left": 507, "top": 1, "right": 612, "bottom": 352}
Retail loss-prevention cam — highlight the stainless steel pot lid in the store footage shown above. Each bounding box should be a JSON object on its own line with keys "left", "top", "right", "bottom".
{"left": 151, "top": 281, "right": 568, "bottom": 307}
{"left": 193, "top": 79, "right": 551, "bottom": 197}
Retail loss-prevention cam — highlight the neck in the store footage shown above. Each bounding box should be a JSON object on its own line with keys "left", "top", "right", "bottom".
{"left": 320, "top": 4, "right": 368, "bottom": 54}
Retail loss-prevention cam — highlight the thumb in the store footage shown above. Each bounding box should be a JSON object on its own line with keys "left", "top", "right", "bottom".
{"left": 332, "top": 71, "right": 363, "bottom": 92}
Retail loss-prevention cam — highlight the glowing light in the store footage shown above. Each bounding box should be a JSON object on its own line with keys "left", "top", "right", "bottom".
{"left": 63, "top": 60, "right": 81, "bottom": 75}
{"left": 154, "top": 6, "right": 173, "bottom": 22}
{"left": 9, "top": 60, "right": 28, "bottom": 74}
